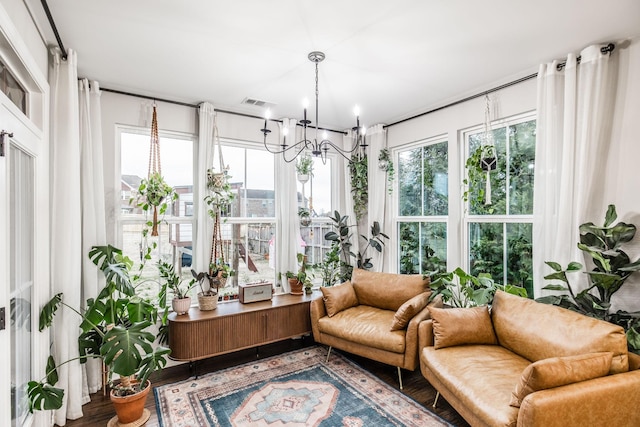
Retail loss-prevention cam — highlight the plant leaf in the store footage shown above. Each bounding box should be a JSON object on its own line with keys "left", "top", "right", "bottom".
{"left": 39, "top": 293, "right": 63, "bottom": 332}
{"left": 27, "top": 381, "right": 64, "bottom": 412}
{"left": 101, "top": 321, "right": 154, "bottom": 377}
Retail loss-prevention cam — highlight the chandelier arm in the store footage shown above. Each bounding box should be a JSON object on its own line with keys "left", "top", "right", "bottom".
{"left": 319, "top": 140, "right": 357, "bottom": 161}
{"left": 263, "top": 133, "right": 313, "bottom": 155}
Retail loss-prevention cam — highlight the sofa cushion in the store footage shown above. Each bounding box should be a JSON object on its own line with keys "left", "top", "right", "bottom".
{"left": 390, "top": 292, "right": 431, "bottom": 331}
{"left": 320, "top": 281, "right": 358, "bottom": 317}
{"left": 422, "top": 345, "right": 527, "bottom": 427}
{"left": 429, "top": 306, "right": 498, "bottom": 349}
{"left": 317, "top": 305, "right": 406, "bottom": 353}
{"left": 509, "top": 352, "right": 613, "bottom": 407}
{"left": 491, "top": 291, "right": 629, "bottom": 374}
{"left": 351, "top": 268, "right": 429, "bottom": 311}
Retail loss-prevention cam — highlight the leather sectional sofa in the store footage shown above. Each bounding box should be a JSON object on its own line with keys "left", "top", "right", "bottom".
{"left": 419, "top": 290, "right": 640, "bottom": 427}
{"left": 310, "top": 268, "right": 440, "bottom": 388}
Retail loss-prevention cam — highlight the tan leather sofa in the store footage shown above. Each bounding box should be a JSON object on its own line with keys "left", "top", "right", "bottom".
{"left": 419, "top": 290, "right": 640, "bottom": 427}
{"left": 310, "top": 268, "right": 438, "bottom": 388}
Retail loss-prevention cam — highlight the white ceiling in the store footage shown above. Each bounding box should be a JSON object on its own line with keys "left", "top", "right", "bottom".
{"left": 28, "top": 0, "right": 640, "bottom": 130}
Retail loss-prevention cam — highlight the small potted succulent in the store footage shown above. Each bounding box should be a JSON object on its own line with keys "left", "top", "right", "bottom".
{"left": 298, "top": 207, "right": 312, "bottom": 227}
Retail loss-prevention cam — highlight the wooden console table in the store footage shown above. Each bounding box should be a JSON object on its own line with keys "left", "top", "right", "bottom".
{"left": 168, "top": 291, "right": 319, "bottom": 361}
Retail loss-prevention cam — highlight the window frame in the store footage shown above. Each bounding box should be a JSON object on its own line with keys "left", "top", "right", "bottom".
{"left": 461, "top": 112, "right": 536, "bottom": 289}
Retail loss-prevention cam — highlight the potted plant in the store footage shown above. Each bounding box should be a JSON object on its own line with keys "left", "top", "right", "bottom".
{"left": 298, "top": 207, "right": 312, "bottom": 227}
{"left": 133, "top": 171, "right": 176, "bottom": 237}
{"left": 27, "top": 245, "right": 170, "bottom": 424}
{"left": 429, "top": 267, "right": 527, "bottom": 308}
{"left": 158, "top": 260, "right": 196, "bottom": 315}
{"left": 378, "top": 148, "right": 395, "bottom": 195}
{"left": 191, "top": 269, "right": 219, "bottom": 311}
{"left": 537, "top": 204, "right": 640, "bottom": 354}
{"left": 349, "top": 153, "right": 368, "bottom": 221}
{"left": 205, "top": 167, "right": 235, "bottom": 215}
{"left": 285, "top": 271, "right": 305, "bottom": 295}
{"left": 296, "top": 154, "right": 313, "bottom": 184}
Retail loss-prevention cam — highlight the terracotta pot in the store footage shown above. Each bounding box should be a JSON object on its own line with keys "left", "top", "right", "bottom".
{"left": 288, "top": 278, "right": 303, "bottom": 295}
{"left": 172, "top": 297, "right": 191, "bottom": 315}
{"left": 110, "top": 380, "right": 151, "bottom": 424}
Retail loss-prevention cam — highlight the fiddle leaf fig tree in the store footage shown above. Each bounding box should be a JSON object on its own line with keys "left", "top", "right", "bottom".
{"left": 537, "top": 205, "right": 640, "bottom": 354}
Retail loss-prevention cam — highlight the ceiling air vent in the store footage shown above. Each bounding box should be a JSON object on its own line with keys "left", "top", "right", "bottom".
{"left": 241, "top": 97, "right": 275, "bottom": 108}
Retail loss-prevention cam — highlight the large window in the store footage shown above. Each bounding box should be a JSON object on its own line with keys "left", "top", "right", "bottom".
{"left": 298, "top": 156, "right": 333, "bottom": 266}
{"left": 465, "top": 118, "right": 536, "bottom": 295}
{"left": 395, "top": 114, "right": 536, "bottom": 297}
{"left": 397, "top": 140, "right": 448, "bottom": 274}
{"left": 118, "top": 128, "right": 195, "bottom": 304}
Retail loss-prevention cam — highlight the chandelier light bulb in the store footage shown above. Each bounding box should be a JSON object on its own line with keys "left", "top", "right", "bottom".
{"left": 362, "top": 126, "right": 367, "bottom": 135}
{"left": 265, "top": 109, "right": 271, "bottom": 120}
{"left": 353, "top": 105, "right": 360, "bottom": 117}
{"left": 302, "top": 98, "right": 309, "bottom": 109}
{"left": 322, "top": 130, "right": 328, "bottom": 140}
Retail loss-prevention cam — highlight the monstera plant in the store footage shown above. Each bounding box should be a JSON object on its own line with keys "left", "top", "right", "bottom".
{"left": 27, "top": 245, "right": 170, "bottom": 421}
{"left": 537, "top": 205, "right": 640, "bottom": 354}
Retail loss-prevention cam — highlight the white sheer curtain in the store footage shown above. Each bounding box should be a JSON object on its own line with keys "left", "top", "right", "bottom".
{"left": 49, "top": 48, "right": 83, "bottom": 425}
{"left": 78, "top": 78, "right": 106, "bottom": 400}
{"left": 274, "top": 119, "right": 301, "bottom": 291}
{"left": 366, "top": 124, "right": 388, "bottom": 272}
{"left": 194, "top": 103, "right": 216, "bottom": 273}
{"left": 533, "top": 44, "right": 618, "bottom": 296}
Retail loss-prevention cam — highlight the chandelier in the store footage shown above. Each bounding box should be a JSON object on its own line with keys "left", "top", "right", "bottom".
{"left": 261, "top": 51, "right": 367, "bottom": 163}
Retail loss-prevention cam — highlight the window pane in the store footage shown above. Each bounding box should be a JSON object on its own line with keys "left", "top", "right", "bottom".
{"left": 398, "top": 148, "right": 422, "bottom": 216}
{"left": 423, "top": 142, "right": 448, "bottom": 216}
{"left": 399, "top": 222, "right": 420, "bottom": 273}
{"left": 398, "top": 222, "right": 447, "bottom": 274}
{"left": 297, "top": 157, "right": 332, "bottom": 217}
{"left": 121, "top": 132, "right": 194, "bottom": 220}
{"left": 223, "top": 145, "right": 275, "bottom": 218}
{"left": 508, "top": 120, "right": 536, "bottom": 215}
{"left": 506, "top": 223, "right": 533, "bottom": 295}
{"left": 469, "top": 222, "right": 504, "bottom": 281}
{"left": 468, "top": 128, "right": 507, "bottom": 215}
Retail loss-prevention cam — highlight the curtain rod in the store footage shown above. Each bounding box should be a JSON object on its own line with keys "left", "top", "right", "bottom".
{"left": 384, "top": 72, "right": 538, "bottom": 128}
{"left": 556, "top": 43, "right": 615, "bottom": 71}
{"left": 385, "top": 42, "right": 616, "bottom": 129}
{"left": 41, "top": 0, "right": 67, "bottom": 60}
{"left": 99, "top": 86, "right": 348, "bottom": 135}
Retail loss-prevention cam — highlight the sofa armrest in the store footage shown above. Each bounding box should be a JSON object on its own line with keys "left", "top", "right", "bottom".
{"left": 310, "top": 297, "right": 326, "bottom": 342}
{"left": 418, "top": 319, "right": 434, "bottom": 349}
{"left": 517, "top": 370, "right": 640, "bottom": 427}
{"left": 628, "top": 352, "right": 640, "bottom": 370}
{"left": 404, "top": 295, "right": 441, "bottom": 369}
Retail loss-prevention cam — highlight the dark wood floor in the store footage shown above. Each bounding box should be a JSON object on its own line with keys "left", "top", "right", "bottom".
{"left": 59, "top": 338, "right": 469, "bottom": 427}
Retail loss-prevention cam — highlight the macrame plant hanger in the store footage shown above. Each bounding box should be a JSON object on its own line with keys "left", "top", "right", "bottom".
{"left": 208, "top": 116, "right": 228, "bottom": 284}
{"left": 480, "top": 95, "right": 497, "bottom": 205}
{"left": 148, "top": 104, "right": 162, "bottom": 236}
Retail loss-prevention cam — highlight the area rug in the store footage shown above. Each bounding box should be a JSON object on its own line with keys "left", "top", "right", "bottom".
{"left": 154, "top": 346, "right": 450, "bottom": 427}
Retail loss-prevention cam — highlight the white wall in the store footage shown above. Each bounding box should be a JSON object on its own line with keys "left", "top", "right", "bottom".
{"left": 0, "top": 0, "right": 48, "bottom": 78}
{"left": 606, "top": 37, "right": 640, "bottom": 312}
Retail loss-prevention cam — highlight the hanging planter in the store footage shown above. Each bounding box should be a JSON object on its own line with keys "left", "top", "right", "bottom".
{"left": 378, "top": 148, "right": 395, "bottom": 195}
{"left": 349, "top": 152, "right": 368, "bottom": 221}
{"left": 296, "top": 154, "right": 313, "bottom": 184}
{"left": 299, "top": 207, "right": 312, "bottom": 227}
{"left": 138, "top": 171, "right": 174, "bottom": 236}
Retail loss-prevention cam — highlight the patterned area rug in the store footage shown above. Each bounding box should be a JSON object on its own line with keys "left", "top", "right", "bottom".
{"left": 154, "top": 346, "right": 450, "bottom": 427}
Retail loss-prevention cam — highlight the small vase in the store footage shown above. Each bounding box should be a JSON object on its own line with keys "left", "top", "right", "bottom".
{"left": 172, "top": 297, "right": 191, "bottom": 315}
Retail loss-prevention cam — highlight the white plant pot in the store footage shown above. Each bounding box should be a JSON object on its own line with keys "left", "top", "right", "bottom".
{"left": 297, "top": 173, "right": 309, "bottom": 184}
{"left": 172, "top": 297, "right": 191, "bottom": 315}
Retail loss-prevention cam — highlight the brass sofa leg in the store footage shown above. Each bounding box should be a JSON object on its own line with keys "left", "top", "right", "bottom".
{"left": 326, "top": 346, "right": 332, "bottom": 363}
{"left": 397, "top": 367, "right": 403, "bottom": 390}
{"left": 433, "top": 391, "right": 440, "bottom": 408}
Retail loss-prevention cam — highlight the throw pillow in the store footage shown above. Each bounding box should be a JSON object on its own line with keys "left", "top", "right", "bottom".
{"left": 429, "top": 305, "right": 498, "bottom": 349}
{"left": 321, "top": 281, "right": 359, "bottom": 317}
{"left": 390, "top": 292, "right": 431, "bottom": 331}
{"left": 509, "top": 352, "right": 613, "bottom": 407}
